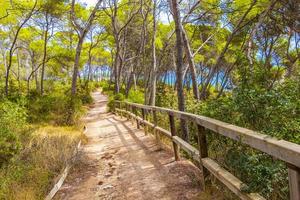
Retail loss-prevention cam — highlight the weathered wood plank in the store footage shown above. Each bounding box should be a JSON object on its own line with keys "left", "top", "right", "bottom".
{"left": 288, "top": 164, "right": 300, "bottom": 200}
{"left": 116, "top": 108, "right": 172, "bottom": 139}
{"left": 116, "top": 101, "right": 300, "bottom": 168}
{"left": 45, "top": 141, "right": 81, "bottom": 200}
{"left": 202, "top": 158, "right": 266, "bottom": 200}
{"left": 173, "top": 136, "right": 199, "bottom": 161}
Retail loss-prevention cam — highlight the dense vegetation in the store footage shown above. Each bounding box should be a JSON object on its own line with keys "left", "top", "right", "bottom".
{"left": 0, "top": 0, "right": 299, "bottom": 199}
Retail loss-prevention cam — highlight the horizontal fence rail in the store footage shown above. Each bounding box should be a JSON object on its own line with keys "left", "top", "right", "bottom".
{"left": 113, "top": 101, "right": 300, "bottom": 200}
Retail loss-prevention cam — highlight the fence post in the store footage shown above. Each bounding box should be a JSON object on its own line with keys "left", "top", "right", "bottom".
{"left": 133, "top": 107, "right": 140, "bottom": 129}
{"left": 141, "top": 108, "right": 147, "bottom": 134}
{"left": 169, "top": 114, "right": 180, "bottom": 161}
{"left": 119, "top": 102, "right": 122, "bottom": 118}
{"left": 130, "top": 105, "right": 134, "bottom": 125}
{"left": 153, "top": 110, "right": 159, "bottom": 144}
{"left": 197, "top": 125, "right": 209, "bottom": 189}
{"left": 125, "top": 104, "right": 129, "bottom": 120}
{"left": 287, "top": 164, "right": 300, "bottom": 200}
{"left": 113, "top": 101, "right": 116, "bottom": 113}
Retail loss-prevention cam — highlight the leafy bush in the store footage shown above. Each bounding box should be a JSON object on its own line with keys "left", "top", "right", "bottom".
{"left": 127, "top": 89, "right": 144, "bottom": 104}
{"left": 0, "top": 101, "right": 27, "bottom": 166}
{"left": 107, "top": 93, "right": 125, "bottom": 111}
{"left": 26, "top": 83, "right": 90, "bottom": 125}
{"left": 77, "top": 85, "right": 94, "bottom": 105}
{"left": 100, "top": 80, "right": 113, "bottom": 93}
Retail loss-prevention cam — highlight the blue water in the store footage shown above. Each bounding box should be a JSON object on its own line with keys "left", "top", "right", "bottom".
{"left": 80, "top": 65, "right": 229, "bottom": 88}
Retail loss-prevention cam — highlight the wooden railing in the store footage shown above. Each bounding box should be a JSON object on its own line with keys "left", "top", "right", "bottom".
{"left": 113, "top": 101, "right": 300, "bottom": 200}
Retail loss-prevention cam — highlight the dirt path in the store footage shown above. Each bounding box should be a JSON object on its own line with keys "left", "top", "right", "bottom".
{"left": 54, "top": 91, "right": 204, "bottom": 200}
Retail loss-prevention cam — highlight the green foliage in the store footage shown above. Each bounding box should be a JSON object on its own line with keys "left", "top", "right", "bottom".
{"left": 107, "top": 93, "right": 124, "bottom": 112}
{"left": 127, "top": 90, "right": 144, "bottom": 104}
{"left": 26, "top": 82, "right": 92, "bottom": 125}
{"left": 156, "top": 85, "right": 178, "bottom": 109}
{"left": 0, "top": 101, "right": 27, "bottom": 166}
{"left": 182, "top": 73, "right": 300, "bottom": 198}
{"left": 114, "top": 93, "right": 125, "bottom": 101}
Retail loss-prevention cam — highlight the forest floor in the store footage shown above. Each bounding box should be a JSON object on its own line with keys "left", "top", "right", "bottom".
{"left": 54, "top": 91, "right": 208, "bottom": 200}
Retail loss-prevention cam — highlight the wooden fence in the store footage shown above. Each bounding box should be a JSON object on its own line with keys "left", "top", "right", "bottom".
{"left": 113, "top": 101, "right": 300, "bottom": 200}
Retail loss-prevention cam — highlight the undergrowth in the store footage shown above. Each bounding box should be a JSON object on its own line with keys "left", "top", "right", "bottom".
{"left": 0, "top": 126, "right": 83, "bottom": 199}
{"left": 0, "top": 80, "right": 97, "bottom": 199}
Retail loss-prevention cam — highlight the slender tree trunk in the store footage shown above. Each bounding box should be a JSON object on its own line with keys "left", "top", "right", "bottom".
{"left": 4, "top": 0, "right": 37, "bottom": 96}
{"left": 181, "top": 26, "right": 199, "bottom": 100}
{"left": 70, "top": 0, "right": 102, "bottom": 96}
{"left": 40, "top": 13, "right": 49, "bottom": 95}
{"left": 149, "top": 0, "right": 157, "bottom": 106}
{"left": 71, "top": 36, "right": 84, "bottom": 96}
{"left": 125, "top": 73, "right": 133, "bottom": 97}
{"left": 170, "top": 0, "right": 189, "bottom": 141}
{"left": 86, "top": 43, "right": 93, "bottom": 87}
{"left": 16, "top": 47, "right": 21, "bottom": 93}
{"left": 133, "top": 73, "right": 137, "bottom": 90}
{"left": 114, "top": 42, "right": 120, "bottom": 94}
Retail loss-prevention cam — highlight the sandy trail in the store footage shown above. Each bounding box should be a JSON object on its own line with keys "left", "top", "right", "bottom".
{"left": 54, "top": 91, "right": 203, "bottom": 200}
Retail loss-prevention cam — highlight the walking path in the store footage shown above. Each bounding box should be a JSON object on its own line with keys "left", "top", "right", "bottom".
{"left": 54, "top": 91, "right": 203, "bottom": 200}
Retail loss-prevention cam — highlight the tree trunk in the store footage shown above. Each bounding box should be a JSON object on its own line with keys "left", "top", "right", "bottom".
{"left": 170, "top": 0, "right": 189, "bottom": 141}
{"left": 5, "top": 0, "right": 37, "bottom": 96}
{"left": 70, "top": 0, "right": 102, "bottom": 96}
{"left": 149, "top": 0, "right": 157, "bottom": 106}
{"left": 86, "top": 43, "right": 93, "bottom": 87}
{"left": 114, "top": 42, "right": 121, "bottom": 94}
{"left": 71, "top": 36, "right": 84, "bottom": 96}
{"left": 40, "top": 13, "right": 49, "bottom": 95}
{"left": 181, "top": 26, "right": 199, "bottom": 100}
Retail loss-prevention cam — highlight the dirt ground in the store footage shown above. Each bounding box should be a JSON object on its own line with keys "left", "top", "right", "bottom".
{"left": 54, "top": 91, "right": 206, "bottom": 200}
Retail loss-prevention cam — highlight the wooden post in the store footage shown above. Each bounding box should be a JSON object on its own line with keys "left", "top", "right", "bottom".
{"left": 133, "top": 107, "right": 140, "bottom": 129}
{"left": 153, "top": 110, "right": 159, "bottom": 144}
{"left": 141, "top": 108, "right": 145, "bottom": 120}
{"left": 141, "top": 108, "right": 147, "bottom": 134}
{"left": 197, "top": 125, "right": 209, "bottom": 189}
{"left": 119, "top": 102, "right": 122, "bottom": 118}
{"left": 130, "top": 105, "right": 134, "bottom": 125}
{"left": 287, "top": 164, "right": 300, "bottom": 200}
{"left": 113, "top": 101, "right": 117, "bottom": 113}
{"left": 145, "top": 110, "right": 149, "bottom": 134}
{"left": 169, "top": 114, "right": 180, "bottom": 161}
{"left": 126, "top": 104, "right": 129, "bottom": 119}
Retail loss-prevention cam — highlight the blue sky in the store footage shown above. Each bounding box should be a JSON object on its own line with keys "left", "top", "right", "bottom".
{"left": 80, "top": 0, "right": 98, "bottom": 7}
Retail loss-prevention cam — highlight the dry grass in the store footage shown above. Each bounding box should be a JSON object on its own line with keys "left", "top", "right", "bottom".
{"left": 0, "top": 125, "right": 84, "bottom": 200}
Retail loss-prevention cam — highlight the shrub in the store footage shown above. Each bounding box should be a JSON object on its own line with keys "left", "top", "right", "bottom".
{"left": 0, "top": 101, "right": 27, "bottom": 166}
{"left": 127, "top": 90, "right": 144, "bottom": 103}
{"left": 27, "top": 85, "right": 88, "bottom": 126}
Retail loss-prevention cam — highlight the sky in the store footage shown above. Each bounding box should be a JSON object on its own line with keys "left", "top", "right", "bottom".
{"left": 79, "top": 0, "right": 170, "bottom": 23}
{"left": 79, "top": 0, "right": 98, "bottom": 7}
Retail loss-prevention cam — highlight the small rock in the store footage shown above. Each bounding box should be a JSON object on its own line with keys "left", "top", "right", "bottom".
{"left": 102, "top": 185, "right": 114, "bottom": 190}
{"left": 105, "top": 173, "right": 112, "bottom": 177}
